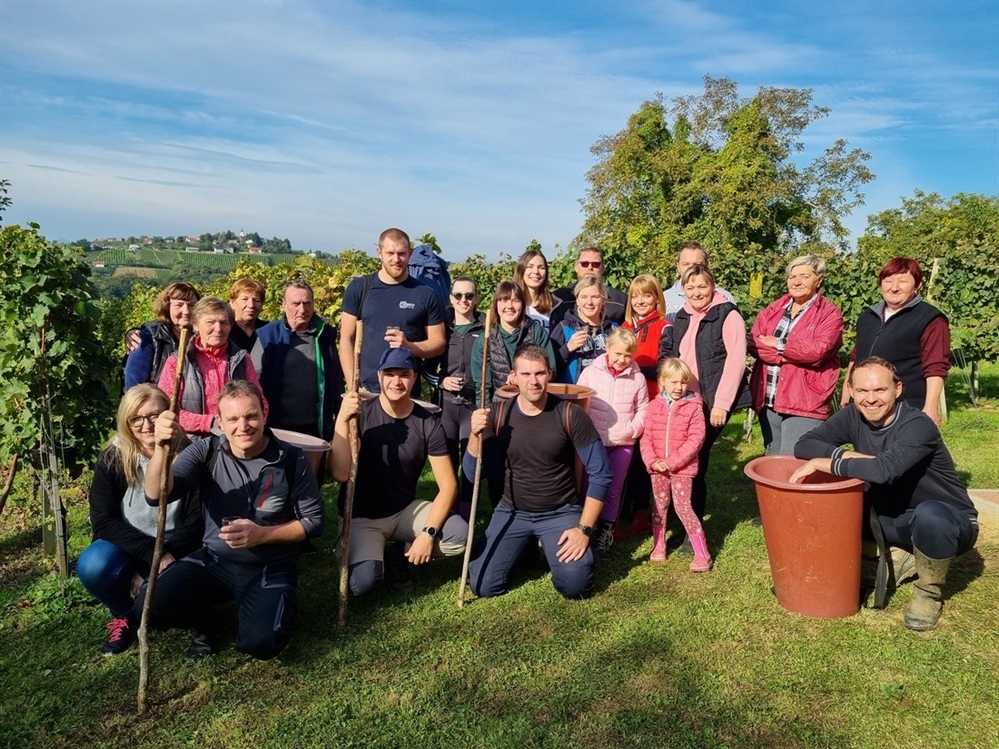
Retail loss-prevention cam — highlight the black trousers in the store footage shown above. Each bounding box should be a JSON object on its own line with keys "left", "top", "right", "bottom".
{"left": 135, "top": 547, "right": 298, "bottom": 661}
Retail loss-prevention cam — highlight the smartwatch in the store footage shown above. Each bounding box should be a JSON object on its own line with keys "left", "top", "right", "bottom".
{"left": 423, "top": 526, "right": 440, "bottom": 538}
{"left": 576, "top": 523, "right": 594, "bottom": 537}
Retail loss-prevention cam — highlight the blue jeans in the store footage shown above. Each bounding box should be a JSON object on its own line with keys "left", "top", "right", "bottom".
{"left": 77, "top": 539, "right": 137, "bottom": 617}
{"left": 469, "top": 503, "right": 595, "bottom": 600}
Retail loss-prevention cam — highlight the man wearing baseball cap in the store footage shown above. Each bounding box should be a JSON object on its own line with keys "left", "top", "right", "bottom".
{"left": 330, "top": 348, "right": 468, "bottom": 595}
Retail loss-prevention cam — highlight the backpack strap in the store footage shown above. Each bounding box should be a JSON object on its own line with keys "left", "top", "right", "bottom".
{"left": 357, "top": 273, "right": 373, "bottom": 321}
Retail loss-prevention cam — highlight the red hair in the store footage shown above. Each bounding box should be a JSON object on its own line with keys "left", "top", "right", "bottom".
{"left": 878, "top": 257, "right": 923, "bottom": 287}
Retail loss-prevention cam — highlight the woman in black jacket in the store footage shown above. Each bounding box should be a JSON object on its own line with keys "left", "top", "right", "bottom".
{"left": 76, "top": 384, "right": 201, "bottom": 655}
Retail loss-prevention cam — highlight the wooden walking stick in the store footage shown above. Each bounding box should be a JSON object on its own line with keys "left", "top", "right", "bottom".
{"left": 338, "top": 321, "right": 364, "bottom": 627}
{"left": 137, "top": 326, "right": 190, "bottom": 714}
{"left": 457, "top": 307, "right": 492, "bottom": 608}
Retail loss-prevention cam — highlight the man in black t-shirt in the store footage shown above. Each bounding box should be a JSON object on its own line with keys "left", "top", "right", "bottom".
{"left": 330, "top": 348, "right": 468, "bottom": 596}
{"left": 339, "top": 227, "right": 446, "bottom": 394}
{"left": 464, "top": 345, "right": 613, "bottom": 600}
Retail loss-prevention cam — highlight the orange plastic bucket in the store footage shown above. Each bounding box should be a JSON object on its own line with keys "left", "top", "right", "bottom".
{"left": 744, "top": 455, "right": 865, "bottom": 618}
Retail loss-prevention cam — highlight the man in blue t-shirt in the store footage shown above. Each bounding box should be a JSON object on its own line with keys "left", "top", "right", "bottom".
{"left": 339, "top": 228, "right": 446, "bottom": 394}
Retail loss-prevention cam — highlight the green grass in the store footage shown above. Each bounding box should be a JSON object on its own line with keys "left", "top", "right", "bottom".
{"left": 2, "top": 371, "right": 997, "bottom": 748}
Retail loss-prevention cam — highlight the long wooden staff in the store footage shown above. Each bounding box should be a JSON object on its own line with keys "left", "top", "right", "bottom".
{"left": 457, "top": 307, "right": 492, "bottom": 608}
{"left": 138, "top": 326, "right": 190, "bottom": 714}
{"left": 338, "top": 322, "right": 364, "bottom": 627}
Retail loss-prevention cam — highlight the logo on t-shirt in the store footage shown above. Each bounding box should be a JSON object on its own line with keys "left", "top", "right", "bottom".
{"left": 398, "top": 301, "right": 416, "bottom": 310}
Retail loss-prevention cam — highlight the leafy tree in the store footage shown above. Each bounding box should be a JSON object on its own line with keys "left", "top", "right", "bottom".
{"left": 0, "top": 206, "right": 116, "bottom": 488}
{"left": 577, "top": 76, "right": 874, "bottom": 308}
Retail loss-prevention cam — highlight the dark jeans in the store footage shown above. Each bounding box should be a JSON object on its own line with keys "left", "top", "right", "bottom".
{"left": 879, "top": 501, "right": 979, "bottom": 559}
{"left": 134, "top": 547, "right": 299, "bottom": 661}
{"left": 441, "top": 395, "right": 475, "bottom": 507}
{"left": 469, "top": 503, "right": 595, "bottom": 600}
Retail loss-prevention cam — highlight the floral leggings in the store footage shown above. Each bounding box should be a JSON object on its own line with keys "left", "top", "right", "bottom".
{"left": 650, "top": 473, "right": 703, "bottom": 537}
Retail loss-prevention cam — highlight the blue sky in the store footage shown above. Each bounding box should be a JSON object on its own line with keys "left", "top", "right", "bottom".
{"left": 1, "top": 0, "right": 996, "bottom": 260}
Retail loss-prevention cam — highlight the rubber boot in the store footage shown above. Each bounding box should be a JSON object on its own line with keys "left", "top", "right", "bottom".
{"left": 891, "top": 547, "right": 916, "bottom": 585}
{"left": 627, "top": 508, "right": 652, "bottom": 539}
{"left": 649, "top": 524, "right": 666, "bottom": 562}
{"left": 903, "top": 548, "right": 953, "bottom": 632}
{"left": 688, "top": 532, "right": 712, "bottom": 572}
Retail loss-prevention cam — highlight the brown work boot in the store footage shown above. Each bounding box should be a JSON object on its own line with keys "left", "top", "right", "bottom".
{"left": 903, "top": 548, "right": 953, "bottom": 632}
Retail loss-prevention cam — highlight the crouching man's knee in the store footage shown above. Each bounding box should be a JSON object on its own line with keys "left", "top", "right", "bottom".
{"left": 348, "top": 560, "right": 383, "bottom": 597}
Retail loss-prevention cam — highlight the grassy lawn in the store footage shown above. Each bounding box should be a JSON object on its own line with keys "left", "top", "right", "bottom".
{"left": 1, "top": 367, "right": 997, "bottom": 748}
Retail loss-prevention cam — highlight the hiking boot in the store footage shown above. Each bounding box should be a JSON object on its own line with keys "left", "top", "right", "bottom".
{"left": 185, "top": 630, "right": 218, "bottom": 660}
{"left": 102, "top": 615, "right": 137, "bottom": 656}
{"left": 675, "top": 535, "right": 694, "bottom": 557}
{"left": 904, "top": 548, "right": 953, "bottom": 632}
{"left": 593, "top": 520, "right": 615, "bottom": 561}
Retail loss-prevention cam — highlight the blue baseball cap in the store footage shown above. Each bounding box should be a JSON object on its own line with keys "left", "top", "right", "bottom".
{"left": 377, "top": 347, "right": 417, "bottom": 371}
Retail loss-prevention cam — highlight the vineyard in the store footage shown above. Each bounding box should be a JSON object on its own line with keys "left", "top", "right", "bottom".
{"left": 90, "top": 247, "right": 287, "bottom": 269}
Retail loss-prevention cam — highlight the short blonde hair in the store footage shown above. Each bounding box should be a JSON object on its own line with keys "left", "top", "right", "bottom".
{"left": 229, "top": 277, "right": 266, "bottom": 303}
{"left": 657, "top": 357, "right": 692, "bottom": 385}
{"left": 680, "top": 264, "right": 715, "bottom": 288}
{"left": 606, "top": 327, "right": 637, "bottom": 352}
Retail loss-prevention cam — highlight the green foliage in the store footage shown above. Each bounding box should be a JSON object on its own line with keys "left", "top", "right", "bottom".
{"left": 0, "top": 222, "right": 116, "bottom": 470}
{"left": 577, "top": 76, "right": 874, "bottom": 292}
{"left": 449, "top": 253, "right": 517, "bottom": 310}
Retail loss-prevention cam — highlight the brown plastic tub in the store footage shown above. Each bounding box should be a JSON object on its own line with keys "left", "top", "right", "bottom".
{"left": 744, "top": 455, "right": 865, "bottom": 618}
{"left": 494, "top": 382, "right": 595, "bottom": 411}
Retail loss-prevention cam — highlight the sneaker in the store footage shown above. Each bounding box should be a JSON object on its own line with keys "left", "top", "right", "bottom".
{"left": 103, "top": 615, "right": 137, "bottom": 656}
{"left": 185, "top": 630, "right": 218, "bottom": 660}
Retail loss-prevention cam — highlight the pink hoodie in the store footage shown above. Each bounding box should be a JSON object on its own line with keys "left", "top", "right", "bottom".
{"left": 576, "top": 353, "right": 649, "bottom": 447}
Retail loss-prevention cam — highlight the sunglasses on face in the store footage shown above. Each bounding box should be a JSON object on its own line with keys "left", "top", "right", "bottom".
{"left": 452, "top": 292, "right": 475, "bottom": 301}
{"left": 578, "top": 261, "right": 602, "bottom": 269}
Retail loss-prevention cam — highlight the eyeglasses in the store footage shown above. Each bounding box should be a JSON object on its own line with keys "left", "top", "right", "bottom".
{"left": 578, "top": 261, "right": 602, "bottom": 269}
{"left": 128, "top": 413, "right": 160, "bottom": 428}
{"left": 452, "top": 293, "right": 476, "bottom": 301}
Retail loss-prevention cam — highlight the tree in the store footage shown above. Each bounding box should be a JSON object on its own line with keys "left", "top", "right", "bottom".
{"left": 0, "top": 183, "right": 116, "bottom": 530}
{"left": 577, "top": 76, "right": 874, "bottom": 308}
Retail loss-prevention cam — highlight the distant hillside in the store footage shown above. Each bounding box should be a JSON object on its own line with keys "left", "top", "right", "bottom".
{"left": 86, "top": 247, "right": 297, "bottom": 269}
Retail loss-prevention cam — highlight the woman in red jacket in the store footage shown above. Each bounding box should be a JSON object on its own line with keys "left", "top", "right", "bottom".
{"left": 748, "top": 255, "right": 843, "bottom": 455}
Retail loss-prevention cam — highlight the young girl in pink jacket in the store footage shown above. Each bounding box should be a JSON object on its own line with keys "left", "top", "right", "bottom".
{"left": 641, "top": 358, "right": 710, "bottom": 571}
{"left": 577, "top": 327, "right": 649, "bottom": 553}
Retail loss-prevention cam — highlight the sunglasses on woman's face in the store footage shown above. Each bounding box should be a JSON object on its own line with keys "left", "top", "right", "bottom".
{"left": 452, "top": 292, "right": 475, "bottom": 301}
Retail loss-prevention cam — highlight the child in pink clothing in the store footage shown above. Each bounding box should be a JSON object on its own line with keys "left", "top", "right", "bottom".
{"left": 640, "top": 358, "right": 711, "bottom": 571}
{"left": 577, "top": 327, "right": 649, "bottom": 553}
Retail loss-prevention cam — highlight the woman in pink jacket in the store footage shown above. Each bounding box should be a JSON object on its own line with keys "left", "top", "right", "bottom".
{"left": 640, "top": 358, "right": 709, "bottom": 571}
{"left": 577, "top": 327, "right": 649, "bottom": 554}
{"left": 748, "top": 255, "right": 843, "bottom": 456}
{"left": 158, "top": 297, "right": 265, "bottom": 439}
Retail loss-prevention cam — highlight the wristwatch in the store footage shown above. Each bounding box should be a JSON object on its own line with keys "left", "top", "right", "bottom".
{"left": 423, "top": 526, "right": 440, "bottom": 538}
{"left": 576, "top": 523, "right": 594, "bottom": 537}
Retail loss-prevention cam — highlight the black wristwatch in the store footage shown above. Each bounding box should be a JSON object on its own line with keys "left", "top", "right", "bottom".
{"left": 576, "top": 523, "right": 594, "bottom": 537}
{"left": 423, "top": 526, "right": 440, "bottom": 538}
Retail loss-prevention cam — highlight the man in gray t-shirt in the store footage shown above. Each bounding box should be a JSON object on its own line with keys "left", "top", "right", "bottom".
{"left": 137, "top": 380, "right": 324, "bottom": 660}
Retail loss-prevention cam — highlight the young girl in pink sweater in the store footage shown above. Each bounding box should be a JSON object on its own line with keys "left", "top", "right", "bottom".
{"left": 640, "top": 358, "right": 710, "bottom": 571}
{"left": 577, "top": 327, "right": 649, "bottom": 553}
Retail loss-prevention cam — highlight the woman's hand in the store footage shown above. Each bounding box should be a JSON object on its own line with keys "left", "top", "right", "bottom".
{"left": 709, "top": 408, "right": 728, "bottom": 428}
{"left": 567, "top": 329, "right": 589, "bottom": 352}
